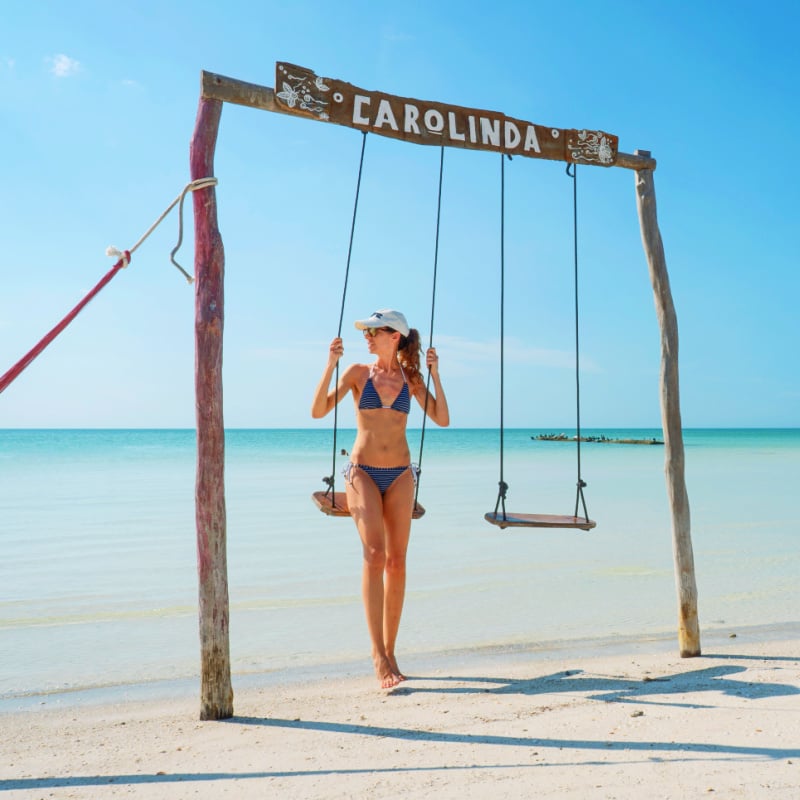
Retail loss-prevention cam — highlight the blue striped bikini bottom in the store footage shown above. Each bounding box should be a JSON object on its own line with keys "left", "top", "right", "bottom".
{"left": 344, "top": 462, "right": 418, "bottom": 496}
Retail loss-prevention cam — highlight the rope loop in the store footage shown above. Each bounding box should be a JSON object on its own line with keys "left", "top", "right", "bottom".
{"left": 112, "top": 175, "right": 219, "bottom": 286}
{"left": 169, "top": 177, "right": 219, "bottom": 284}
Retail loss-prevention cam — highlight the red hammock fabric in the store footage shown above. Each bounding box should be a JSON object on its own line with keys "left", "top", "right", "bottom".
{"left": 0, "top": 252, "right": 130, "bottom": 395}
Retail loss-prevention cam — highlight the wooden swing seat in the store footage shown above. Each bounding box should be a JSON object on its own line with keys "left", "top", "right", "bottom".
{"left": 484, "top": 511, "right": 596, "bottom": 531}
{"left": 312, "top": 491, "right": 426, "bottom": 519}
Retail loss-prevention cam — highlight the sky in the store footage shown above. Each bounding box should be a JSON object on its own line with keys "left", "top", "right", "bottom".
{"left": 1, "top": 0, "right": 798, "bottom": 429}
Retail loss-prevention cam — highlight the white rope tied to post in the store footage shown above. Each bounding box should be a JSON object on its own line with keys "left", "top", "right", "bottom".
{"left": 106, "top": 177, "right": 219, "bottom": 284}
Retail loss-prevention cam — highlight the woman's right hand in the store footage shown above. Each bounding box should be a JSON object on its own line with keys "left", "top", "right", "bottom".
{"left": 328, "top": 337, "right": 344, "bottom": 367}
{"left": 312, "top": 338, "right": 346, "bottom": 419}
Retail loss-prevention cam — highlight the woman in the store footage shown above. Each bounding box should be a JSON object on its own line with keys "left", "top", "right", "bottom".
{"left": 311, "top": 309, "right": 449, "bottom": 688}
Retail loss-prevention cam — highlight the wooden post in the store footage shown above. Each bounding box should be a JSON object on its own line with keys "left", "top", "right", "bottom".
{"left": 190, "top": 94, "right": 234, "bottom": 718}
{"left": 634, "top": 150, "right": 701, "bottom": 657}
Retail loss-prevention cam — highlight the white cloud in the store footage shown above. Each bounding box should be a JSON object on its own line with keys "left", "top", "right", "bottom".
{"left": 48, "top": 54, "right": 81, "bottom": 78}
{"left": 4, "top": 57, "right": 15, "bottom": 71}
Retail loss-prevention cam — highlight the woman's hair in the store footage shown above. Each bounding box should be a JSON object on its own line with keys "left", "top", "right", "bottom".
{"left": 396, "top": 328, "right": 422, "bottom": 384}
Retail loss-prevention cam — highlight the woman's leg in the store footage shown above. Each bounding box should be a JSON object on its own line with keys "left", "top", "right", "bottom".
{"left": 380, "top": 468, "right": 415, "bottom": 680}
{"left": 346, "top": 468, "right": 400, "bottom": 688}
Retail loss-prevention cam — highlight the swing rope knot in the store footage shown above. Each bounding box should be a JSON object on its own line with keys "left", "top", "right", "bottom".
{"left": 105, "top": 247, "right": 131, "bottom": 268}
{"left": 492, "top": 480, "right": 509, "bottom": 519}
{"left": 320, "top": 473, "right": 341, "bottom": 510}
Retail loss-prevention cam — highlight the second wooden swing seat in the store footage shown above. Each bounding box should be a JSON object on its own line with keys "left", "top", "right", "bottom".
{"left": 483, "top": 159, "right": 596, "bottom": 533}
{"left": 484, "top": 511, "right": 595, "bottom": 531}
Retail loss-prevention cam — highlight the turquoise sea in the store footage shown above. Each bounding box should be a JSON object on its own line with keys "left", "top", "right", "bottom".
{"left": 1, "top": 428, "right": 798, "bottom": 708}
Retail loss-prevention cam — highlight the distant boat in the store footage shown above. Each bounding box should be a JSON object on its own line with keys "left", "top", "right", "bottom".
{"left": 532, "top": 434, "right": 663, "bottom": 445}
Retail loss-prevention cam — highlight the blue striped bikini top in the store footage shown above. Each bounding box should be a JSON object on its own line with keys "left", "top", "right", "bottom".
{"left": 358, "top": 366, "right": 411, "bottom": 414}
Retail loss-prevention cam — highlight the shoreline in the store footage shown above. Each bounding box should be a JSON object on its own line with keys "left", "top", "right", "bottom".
{"left": 2, "top": 624, "right": 798, "bottom": 798}
{"left": 5, "top": 620, "right": 798, "bottom": 714}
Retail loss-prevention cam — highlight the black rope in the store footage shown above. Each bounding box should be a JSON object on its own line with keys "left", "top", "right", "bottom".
{"left": 566, "top": 163, "right": 590, "bottom": 522}
{"left": 324, "top": 132, "right": 368, "bottom": 506}
{"left": 414, "top": 145, "right": 445, "bottom": 511}
{"left": 494, "top": 153, "right": 508, "bottom": 520}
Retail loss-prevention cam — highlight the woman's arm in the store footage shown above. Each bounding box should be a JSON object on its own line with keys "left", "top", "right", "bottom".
{"left": 414, "top": 346, "right": 450, "bottom": 427}
{"left": 311, "top": 337, "right": 353, "bottom": 418}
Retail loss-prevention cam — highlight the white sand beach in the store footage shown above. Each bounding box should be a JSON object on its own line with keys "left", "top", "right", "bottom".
{"left": 3, "top": 629, "right": 798, "bottom": 799}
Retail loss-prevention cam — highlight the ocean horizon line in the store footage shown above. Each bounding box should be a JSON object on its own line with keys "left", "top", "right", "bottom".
{"left": 2, "top": 426, "right": 798, "bottom": 432}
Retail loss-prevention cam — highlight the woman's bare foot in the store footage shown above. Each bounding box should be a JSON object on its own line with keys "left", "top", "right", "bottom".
{"left": 387, "top": 654, "right": 406, "bottom": 682}
{"left": 374, "top": 654, "right": 402, "bottom": 689}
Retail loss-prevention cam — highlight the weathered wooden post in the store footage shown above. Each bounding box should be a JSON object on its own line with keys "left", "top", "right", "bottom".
{"left": 190, "top": 93, "right": 234, "bottom": 718}
{"left": 634, "top": 150, "right": 701, "bottom": 657}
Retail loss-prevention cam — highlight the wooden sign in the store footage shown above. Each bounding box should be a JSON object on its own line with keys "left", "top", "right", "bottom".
{"left": 273, "top": 62, "right": 618, "bottom": 166}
